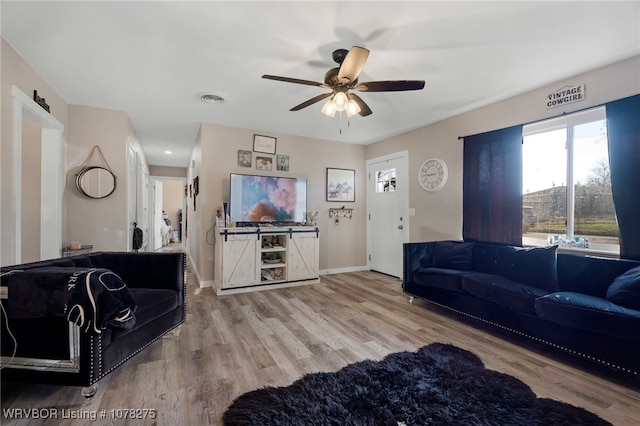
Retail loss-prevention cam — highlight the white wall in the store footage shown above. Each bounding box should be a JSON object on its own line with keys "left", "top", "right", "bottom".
{"left": 366, "top": 56, "right": 640, "bottom": 243}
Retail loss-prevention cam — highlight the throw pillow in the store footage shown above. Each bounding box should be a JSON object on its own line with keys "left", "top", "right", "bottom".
{"left": 432, "top": 241, "right": 475, "bottom": 271}
{"left": 502, "top": 245, "right": 559, "bottom": 292}
{"left": 607, "top": 266, "right": 640, "bottom": 310}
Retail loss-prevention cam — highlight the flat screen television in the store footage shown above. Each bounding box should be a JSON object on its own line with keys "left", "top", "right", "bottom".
{"left": 229, "top": 173, "right": 307, "bottom": 226}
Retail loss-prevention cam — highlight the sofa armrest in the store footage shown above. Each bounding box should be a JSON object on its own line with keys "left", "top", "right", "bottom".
{"left": 95, "top": 252, "right": 185, "bottom": 305}
{"left": 404, "top": 242, "right": 436, "bottom": 274}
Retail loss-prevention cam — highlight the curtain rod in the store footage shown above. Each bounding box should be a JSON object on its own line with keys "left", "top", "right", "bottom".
{"left": 456, "top": 100, "right": 611, "bottom": 141}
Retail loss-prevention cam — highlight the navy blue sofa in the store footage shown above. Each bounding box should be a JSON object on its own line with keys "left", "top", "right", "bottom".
{"left": 403, "top": 240, "right": 640, "bottom": 378}
{"left": 1, "top": 252, "right": 186, "bottom": 390}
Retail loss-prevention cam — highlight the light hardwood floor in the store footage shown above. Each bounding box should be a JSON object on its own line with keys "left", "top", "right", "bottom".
{"left": 2, "top": 261, "right": 639, "bottom": 425}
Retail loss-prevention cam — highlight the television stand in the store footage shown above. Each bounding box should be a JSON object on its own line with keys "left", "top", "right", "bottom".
{"left": 213, "top": 226, "right": 320, "bottom": 294}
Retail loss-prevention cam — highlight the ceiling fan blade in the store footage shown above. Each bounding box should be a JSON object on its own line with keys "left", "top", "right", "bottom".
{"left": 355, "top": 80, "right": 425, "bottom": 92}
{"left": 350, "top": 94, "right": 372, "bottom": 117}
{"left": 337, "top": 46, "right": 370, "bottom": 84}
{"left": 290, "top": 92, "right": 333, "bottom": 111}
{"left": 262, "top": 75, "right": 327, "bottom": 88}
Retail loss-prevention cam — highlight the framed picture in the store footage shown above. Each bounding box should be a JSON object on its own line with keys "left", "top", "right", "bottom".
{"left": 276, "top": 154, "right": 289, "bottom": 171}
{"left": 237, "top": 150, "right": 252, "bottom": 167}
{"left": 256, "top": 156, "right": 273, "bottom": 171}
{"left": 253, "top": 134, "right": 277, "bottom": 154}
{"left": 326, "top": 168, "right": 355, "bottom": 202}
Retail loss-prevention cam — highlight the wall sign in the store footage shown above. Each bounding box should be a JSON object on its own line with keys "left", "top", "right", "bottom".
{"left": 546, "top": 84, "right": 585, "bottom": 109}
{"left": 33, "top": 90, "right": 50, "bottom": 113}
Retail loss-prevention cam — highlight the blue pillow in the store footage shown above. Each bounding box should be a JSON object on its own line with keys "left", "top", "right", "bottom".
{"left": 502, "top": 245, "right": 559, "bottom": 292}
{"left": 432, "top": 241, "right": 475, "bottom": 271}
{"left": 607, "top": 266, "right": 640, "bottom": 310}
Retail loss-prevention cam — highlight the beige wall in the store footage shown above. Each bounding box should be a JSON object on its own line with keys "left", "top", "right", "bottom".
{"left": 188, "top": 123, "right": 367, "bottom": 284}
{"left": 162, "top": 179, "right": 184, "bottom": 233}
{"left": 1, "top": 38, "right": 68, "bottom": 265}
{"left": 66, "top": 105, "right": 132, "bottom": 251}
{"left": 366, "top": 56, "right": 640, "bottom": 243}
{"left": 149, "top": 165, "right": 187, "bottom": 178}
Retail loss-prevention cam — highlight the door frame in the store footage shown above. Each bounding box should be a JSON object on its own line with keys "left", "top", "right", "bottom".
{"left": 366, "top": 150, "right": 410, "bottom": 276}
{"left": 149, "top": 176, "right": 187, "bottom": 251}
{"left": 10, "top": 85, "right": 64, "bottom": 264}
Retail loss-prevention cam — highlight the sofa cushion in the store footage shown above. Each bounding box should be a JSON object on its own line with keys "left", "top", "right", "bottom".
{"left": 432, "top": 241, "right": 475, "bottom": 271}
{"left": 509, "top": 245, "right": 559, "bottom": 292}
{"left": 50, "top": 258, "right": 75, "bottom": 267}
{"left": 462, "top": 273, "right": 548, "bottom": 314}
{"left": 475, "top": 244, "right": 559, "bottom": 292}
{"left": 556, "top": 254, "right": 640, "bottom": 297}
{"left": 71, "top": 256, "right": 94, "bottom": 268}
{"left": 535, "top": 292, "right": 640, "bottom": 342}
{"left": 606, "top": 266, "right": 640, "bottom": 310}
{"left": 413, "top": 267, "right": 471, "bottom": 293}
{"left": 110, "top": 288, "right": 178, "bottom": 341}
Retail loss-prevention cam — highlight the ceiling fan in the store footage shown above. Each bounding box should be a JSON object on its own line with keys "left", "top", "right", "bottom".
{"left": 262, "top": 46, "right": 425, "bottom": 118}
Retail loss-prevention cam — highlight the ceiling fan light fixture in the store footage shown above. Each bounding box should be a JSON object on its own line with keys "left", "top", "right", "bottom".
{"left": 261, "top": 46, "right": 424, "bottom": 119}
{"left": 321, "top": 98, "right": 337, "bottom": 117}
{"left": 333, "top": 91, "right": 348, "bottom": 111}
{"left": 346, "top": 97, "right": 361, "bottom": 117}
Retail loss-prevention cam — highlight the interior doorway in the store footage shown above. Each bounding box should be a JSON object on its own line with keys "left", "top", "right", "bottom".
{"left": 150, "top": 177, "right": 186, "bottom": 251}
{"left": 7, "top": 86, "right": 64, "bottom": 264}
{"left": 366, "top": 151, "right": 409, "bottom": 278}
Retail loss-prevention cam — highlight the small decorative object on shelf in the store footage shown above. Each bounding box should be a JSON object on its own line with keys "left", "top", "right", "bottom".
{"left": 61, "top": 244, "right": 93, "bottom": 257}
{"left": 307, "top": 211, "right": 319, "bottom": 226}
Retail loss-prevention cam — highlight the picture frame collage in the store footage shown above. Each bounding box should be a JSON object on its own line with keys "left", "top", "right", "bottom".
{"left": 237, "top": 134, "right": 289, "bottom": 172}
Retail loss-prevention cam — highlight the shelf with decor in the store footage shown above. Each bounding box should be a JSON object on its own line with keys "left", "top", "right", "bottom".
{"left": 260, "top": 234, "right": 287, "bottom": 282}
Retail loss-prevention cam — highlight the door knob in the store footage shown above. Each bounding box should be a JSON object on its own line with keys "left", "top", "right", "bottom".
{"left": 398, "top": 225, "right": 403, "bottom": 230}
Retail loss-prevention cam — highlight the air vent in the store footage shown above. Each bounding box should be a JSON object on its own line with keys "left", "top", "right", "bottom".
{"left": 198, "top": 92, "right": 226, "bottom": 104}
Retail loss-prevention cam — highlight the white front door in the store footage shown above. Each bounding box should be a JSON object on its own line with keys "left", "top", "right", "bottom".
{"left": 366, "top": 151, "right": 409, "bottom": 278}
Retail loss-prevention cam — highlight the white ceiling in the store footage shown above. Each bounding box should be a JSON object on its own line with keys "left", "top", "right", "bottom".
{"left": 2, "top": 1, "right": 639, "bottom": 168}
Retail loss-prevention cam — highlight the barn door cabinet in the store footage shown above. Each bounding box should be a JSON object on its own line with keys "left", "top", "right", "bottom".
{"left": 213, "top": 226, "right": 319, "bottom": 294}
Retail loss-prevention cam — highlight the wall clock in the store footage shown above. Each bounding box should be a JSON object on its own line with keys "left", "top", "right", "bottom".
{"left": 419, "top": 158, "right": 448, "bottom": 191}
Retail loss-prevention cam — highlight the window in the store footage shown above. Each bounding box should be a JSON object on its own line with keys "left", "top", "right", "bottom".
{"left": 522, "top": 106, "right": 619, "bottom": 254}
{"left": 376, "top": 168, "right": 396, "bottom": 193}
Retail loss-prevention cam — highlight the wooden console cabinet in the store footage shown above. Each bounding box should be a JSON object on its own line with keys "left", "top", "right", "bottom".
{"left": 213, "top": 226, "right": 320, "bottom": 294}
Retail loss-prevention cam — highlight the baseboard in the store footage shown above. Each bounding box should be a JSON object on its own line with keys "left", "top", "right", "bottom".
{"left": 186, "top": 252, "right": 210, "bottom": 289}
{"left": 320, "top": 266, "right": 369, "bottom": 275}
{"left": 199, "top": 280, "right": 213, "bottom": 289}
{"left": 190, "top": 260, "right": 368, "bottom": 286}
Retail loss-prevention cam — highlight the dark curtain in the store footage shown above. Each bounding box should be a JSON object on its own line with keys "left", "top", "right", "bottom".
{"left": 606, "top": 94, "right": 640, "bottom": 260}
{"left": 463, "top": 125, "right": 523, "bottom": 245}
